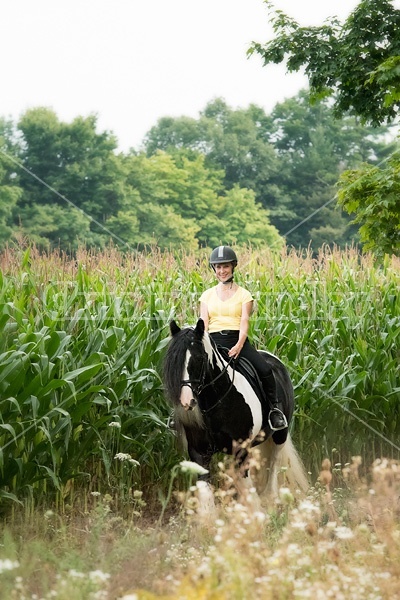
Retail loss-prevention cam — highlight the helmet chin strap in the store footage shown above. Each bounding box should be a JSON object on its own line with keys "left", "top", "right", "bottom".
{"left": 222, "top": 276, "right": 234, "bottom": 284}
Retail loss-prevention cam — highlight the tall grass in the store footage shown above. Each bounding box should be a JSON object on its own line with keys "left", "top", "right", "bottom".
{"left": 0, "top": 244, "right": 399, "bottom": 511}
{"left": 0, "top": 456, "right": 399, "bottom": 599}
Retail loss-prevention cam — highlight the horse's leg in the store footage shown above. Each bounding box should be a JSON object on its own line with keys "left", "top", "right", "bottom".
{"left": 186, "top": 441, "right": 217, "bottom": 522}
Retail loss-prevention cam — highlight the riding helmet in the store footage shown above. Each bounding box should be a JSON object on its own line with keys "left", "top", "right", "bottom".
{"left": 209, "top": 246, "right": 238, "bottom": 268}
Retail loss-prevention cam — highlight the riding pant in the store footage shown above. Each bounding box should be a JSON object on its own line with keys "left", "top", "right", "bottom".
{"left": 209, "top": 330, "right": 273, "bottom": 379}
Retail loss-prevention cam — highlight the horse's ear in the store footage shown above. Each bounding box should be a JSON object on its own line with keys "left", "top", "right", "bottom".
{"left": 170, "top": 320, "right": 181, "bottom": 336}
{"left": 194, "top": 318, "right": 205, "bottom": 339}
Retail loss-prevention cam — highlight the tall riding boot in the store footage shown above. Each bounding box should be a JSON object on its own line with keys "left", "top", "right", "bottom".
{"left": 261, "top": 372, "right": 288, "bottom": 431}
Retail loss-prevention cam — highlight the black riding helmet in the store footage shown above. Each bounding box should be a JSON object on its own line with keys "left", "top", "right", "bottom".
{"left": 209, "top": 246, "right": 238, "bottom": 271}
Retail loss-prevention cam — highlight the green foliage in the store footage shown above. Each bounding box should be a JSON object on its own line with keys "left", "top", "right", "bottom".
{"left": 248, "top": 248, "right": 400, "bottom": 473}
{"left": 248, "top": 0, "right": 400, "bottom": 125}
{"left": 143, "top": 94, "right": 390, "bottom": 249}
{"left": 248, "top": 0, "right": 400, "bottom": 255}
{"left": 337, "top": 152, "right": 400, "bottom": 256}
{"left": 0, "top": 90, "right": 395, "bottom": 254}
{"left": 14, "top": 108, "right": 127, "bottom": 249}
{"left": 0, "top": 246, "right": 398, "bottom": 512}
{"left": 0, "top": 120, "right": 23, "bottom": 245}
{"left": 0, "top": 249, "right": 182, "bottom": 509}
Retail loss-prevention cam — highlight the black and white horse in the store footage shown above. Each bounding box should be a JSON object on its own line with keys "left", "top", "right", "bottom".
{"left": 163, "top": 318, "right": 308, "bottom": 504}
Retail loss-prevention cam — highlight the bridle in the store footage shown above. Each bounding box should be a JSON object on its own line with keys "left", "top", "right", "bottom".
{"left": 180, "top": 344, "right": 236, "bottom": 414}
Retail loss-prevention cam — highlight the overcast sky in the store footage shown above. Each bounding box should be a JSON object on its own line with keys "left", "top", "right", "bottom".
{"left": 2, "top": 0, "right": 367, "bottom": 152}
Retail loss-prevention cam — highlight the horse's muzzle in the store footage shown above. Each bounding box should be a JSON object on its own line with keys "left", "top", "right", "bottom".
{"left": 185, "top": 397, "right": 197, "bottom": 411}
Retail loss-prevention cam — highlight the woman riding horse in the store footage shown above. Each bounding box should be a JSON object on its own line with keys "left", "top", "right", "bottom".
{"left": 200, "top": 245, "right": 287, "bottom": 432}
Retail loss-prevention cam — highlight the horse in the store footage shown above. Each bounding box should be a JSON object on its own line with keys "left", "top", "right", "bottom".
{"left": 163, "top": 318, "right": 308, "bottom": 506}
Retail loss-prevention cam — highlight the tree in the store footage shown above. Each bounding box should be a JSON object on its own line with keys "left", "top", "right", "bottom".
{"left": 144, "top": 98, "right": 281, "bottom": 201}
{"left": 248, "top": 0, "right": 400, "bottom": 125}
{"left": 217, "top": 186, "right": 283, "bottom": 250}
{"left": 15, "top": 108, "right": 130, "bottom": 249}
{"left": 337, "top": 155, "right": 400, "bottom": 256}
{"left": 143, "top": 94, "right": 391, "bottom": 249}
{"left": 248, "top": 0, "right": 400, "bottom": 254}
{"left": 123, "top": 150, "right": 283, "bottom": 250}
{"left": 0, "top": 119, "right": 23, "bottom": 247}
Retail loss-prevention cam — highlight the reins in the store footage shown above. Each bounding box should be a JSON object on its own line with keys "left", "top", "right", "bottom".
{"left": 180, "top": 349, "right": 236, "bottom": 415}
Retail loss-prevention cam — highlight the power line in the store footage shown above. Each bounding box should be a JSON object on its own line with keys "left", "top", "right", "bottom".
{"left": 0, "top": 148, "right": 132, "bottom": 250}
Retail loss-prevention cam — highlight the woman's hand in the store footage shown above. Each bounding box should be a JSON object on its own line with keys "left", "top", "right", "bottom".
{"left": 228, "top": 343, "right": 242, "bottom": 359}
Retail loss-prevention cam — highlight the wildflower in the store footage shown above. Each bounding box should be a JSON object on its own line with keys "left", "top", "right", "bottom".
{"left": 253, "top": 511, "right": 267, "bottom": 523}
{"left": 298, "top": 499, "right": 320, "bottom": 515}
{"left": 179, "top": 460, "right": 209, "bottom": 476}
{"left": 89, "top": 570, "right": 111, "bottom": 583}
{"left": 0, "top": 559, "right": 19, "bottom": 574}
{"left": 91, "top": 491, "right": 101, "bottom": 497}
{"left": 279, "top": 486, "right": 294, "bottom": 504}
{"left": 115, "top": 452, "right": 131, "bottom": 461}
{"left": 334, "top": 526, "right": 354, "bottom": 540}
{"left": 108, "top": 421, "right": 121, "bottom": 428}
{"left": 114, "top": 453, "right": 140, "bottom": 466}
{"left": 68, "top": 569, "right": 85, "bottom": 578}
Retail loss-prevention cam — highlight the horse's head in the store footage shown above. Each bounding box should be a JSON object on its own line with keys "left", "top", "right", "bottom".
{"left": 165, "top": 319, "right": 218, "bottom": 410}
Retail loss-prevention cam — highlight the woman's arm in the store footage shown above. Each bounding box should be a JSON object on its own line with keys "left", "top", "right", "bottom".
{"left": 200, "top": 301, "right": 210, "bottom": 331}
{"left": 228, "top": 300, "right": 253, "bottom": 358}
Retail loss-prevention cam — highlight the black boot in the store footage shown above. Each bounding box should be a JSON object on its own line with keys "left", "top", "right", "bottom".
{"left": 262, "top": 372, "right": 288, "bottom": 431}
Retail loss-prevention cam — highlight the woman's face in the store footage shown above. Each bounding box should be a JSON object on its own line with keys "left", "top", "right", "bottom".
{"left": 214, "top": 262, "right": 234, "bottom": 283}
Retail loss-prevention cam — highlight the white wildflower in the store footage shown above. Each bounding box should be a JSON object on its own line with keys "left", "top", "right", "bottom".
{"left": 179, "top": 460, "right": 209, "bottom": 476}
{"left": 254, "top": 511, "right": 267, "bottom": 523}
{"left": 0, "top": 559, "right": 19, "bottom": 574}
{"left": 279, "top": 487, "right": 294, "bottom": 504}
{"left": 89, "top": 570, "right": 111, "bottom": 583}
{"left": 115, "top": 452, "right": 131, "bottom": 461}
{"left": 68, "top": 569, "right": 85, "bottom": 578}
{"left": 91, "top": 491, "right": 101, "bottom": 497}
{"left": 108, "top": 421, "right": 121, "bottom": 428}
{"left": 298, "top": 499, "right": 320, "bottom": 514}
{"left": 114, "top": 453, "right": 140, "bottom": 466}
{"left": 334, "top": 526, "right": 354, "bottom": 540}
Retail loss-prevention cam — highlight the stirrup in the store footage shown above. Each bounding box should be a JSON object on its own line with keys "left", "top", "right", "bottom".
{"left": 268, "top": 407, "right": 288, "bottom": 432}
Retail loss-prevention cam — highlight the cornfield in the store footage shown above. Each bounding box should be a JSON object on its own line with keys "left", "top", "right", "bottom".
{"left": 0, "top": 244, "right": 399, "bottom": 512}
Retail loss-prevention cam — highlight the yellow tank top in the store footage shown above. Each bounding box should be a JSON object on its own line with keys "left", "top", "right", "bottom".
{"left": 199, "top": 285, "right": 253, "bottom": 333}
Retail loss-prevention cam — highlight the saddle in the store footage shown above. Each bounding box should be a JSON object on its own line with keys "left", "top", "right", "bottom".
{"left": 217, "top": 345, "right": 266, "bottom": 404}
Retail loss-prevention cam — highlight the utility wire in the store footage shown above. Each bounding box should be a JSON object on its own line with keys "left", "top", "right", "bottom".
{"left": 0, "top": 148, "right": 132, "bottom": 250}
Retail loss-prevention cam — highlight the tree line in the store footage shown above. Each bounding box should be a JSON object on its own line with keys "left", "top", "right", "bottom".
{"left": 0, "top": 90, "right": 392, "bottom": 254}
{"left": 1, "top": 0, "right": 399, "bottom": 256}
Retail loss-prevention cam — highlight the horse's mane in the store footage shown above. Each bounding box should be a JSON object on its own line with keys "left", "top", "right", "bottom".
{"left": 163, "top": 327, "right": 194, "bottom": 405}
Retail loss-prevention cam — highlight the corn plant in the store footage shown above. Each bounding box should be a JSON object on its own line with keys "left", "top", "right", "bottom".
{"left": 0, "top": 245, "right": 399, "bottom": 510}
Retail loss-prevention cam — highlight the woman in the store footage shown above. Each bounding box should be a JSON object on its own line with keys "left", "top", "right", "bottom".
{"left": 199, "top": 245, "right": 287, "bottom": 431}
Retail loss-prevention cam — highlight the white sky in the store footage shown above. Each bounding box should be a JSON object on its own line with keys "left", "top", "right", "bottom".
{"left": 1, "top": 0, "right": 363, "bottom": 152}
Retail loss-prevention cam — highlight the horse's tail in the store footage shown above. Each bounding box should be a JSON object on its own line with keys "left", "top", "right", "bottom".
{"left": 251, "top": 434, "right": 309, "bottom": 500}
